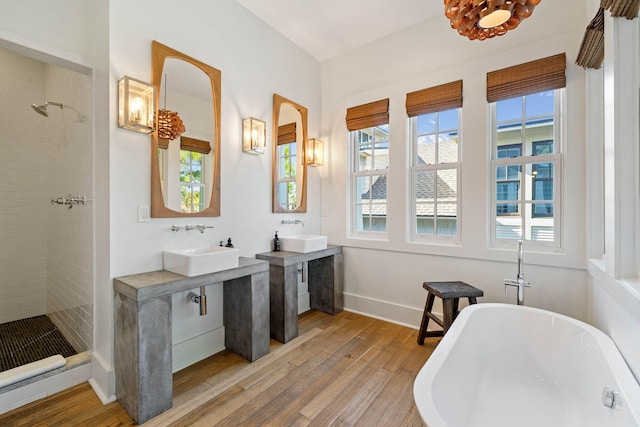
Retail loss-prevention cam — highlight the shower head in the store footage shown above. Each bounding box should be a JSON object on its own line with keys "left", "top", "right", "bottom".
{"left": 31, "top": 101, "right": 62, "bottom": 117}
{"left": 30, "top": 101, "right": 86, "bottom": 122}
{"left": 31, "top": 104, "right": 48, "bottom": 117}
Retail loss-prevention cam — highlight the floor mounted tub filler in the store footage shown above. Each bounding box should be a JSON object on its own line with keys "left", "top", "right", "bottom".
{"left": 414, "top": 303, "right": 640, "bottom": 427}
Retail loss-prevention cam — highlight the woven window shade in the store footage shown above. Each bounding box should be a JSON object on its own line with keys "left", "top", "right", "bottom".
{"left": 158, "top": 139, "right": 170, "bottom": 150}
{"left": 277, "top": 123, "right": 297, "bottom": 145}
{"left": 180, "top": 136, "right": 211, "bottom": 154}
{"left": 576, "top": 8, "right": 605, "bottom": 69}
{"left": 406, "top": 80, "right": 463, "bottom": 117}
{"left": 601, "top": 0, "right": 639, "bottom": 19}
{"left": 345, "top": 99, "right": 389, "bottom": 131}
{"left": 487, "top": 53, "right": 566, "bottom": 103}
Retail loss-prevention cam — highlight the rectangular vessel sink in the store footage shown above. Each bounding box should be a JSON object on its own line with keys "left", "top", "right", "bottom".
{"left": 163, "top": 246, "right": 239, "bottom": 277}
{"left": 279, "top": 235, "right": 328, "bottom": 253}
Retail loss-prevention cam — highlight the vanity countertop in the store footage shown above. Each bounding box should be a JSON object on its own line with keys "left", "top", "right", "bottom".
{"left": 114, "top": 257, "right": 268, "bottom": 301}
{"left": 255, "top": 245, "right": 342, "bottom": 266}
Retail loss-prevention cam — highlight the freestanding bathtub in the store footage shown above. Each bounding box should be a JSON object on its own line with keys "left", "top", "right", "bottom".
{"left": 414, "top": 303, "right": 640, "bottom": 427}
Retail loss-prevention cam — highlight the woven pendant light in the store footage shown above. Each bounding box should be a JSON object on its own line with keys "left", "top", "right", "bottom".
{"left": 157, "top": 109, "right": 185, "bottom": 141}
{"left": 444, "top": 0, "right": 542, "bottom": 41}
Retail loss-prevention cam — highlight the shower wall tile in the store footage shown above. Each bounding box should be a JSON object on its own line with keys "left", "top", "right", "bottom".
{"left": 45, "top": 64, "right": 93, "bottom": 353}
{"left": 0, "top": 48, "right": 48, "bottom": 323}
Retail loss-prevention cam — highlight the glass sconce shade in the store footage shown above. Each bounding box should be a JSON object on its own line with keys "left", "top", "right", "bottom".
{"left": 243, "top": 117, "right": 266, "bottom": 154}
{"left": 118, "top": 76, "right": 155, "bottom": 133}
{"left": 307, "top": 138, "right": 324, "bottom": 166}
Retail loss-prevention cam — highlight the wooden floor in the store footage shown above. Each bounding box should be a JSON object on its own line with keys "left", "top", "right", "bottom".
{"left": 0, "top": 310, "right": 437, "bottom": 426}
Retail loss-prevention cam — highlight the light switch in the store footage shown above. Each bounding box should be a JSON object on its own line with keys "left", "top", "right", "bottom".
{"left": 138, "top": 204, "right": 150, "bottom": 223}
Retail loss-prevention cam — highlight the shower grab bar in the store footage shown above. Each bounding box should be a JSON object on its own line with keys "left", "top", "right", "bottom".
{"left": 50, "top": 194, "right": 91, "bottom": 209}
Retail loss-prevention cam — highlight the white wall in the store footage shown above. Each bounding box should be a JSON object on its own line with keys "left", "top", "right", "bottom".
{"left": 0, "top": 0, "right": 92, "bottom": 60}
{"left": 586, "top": 2, "right": 640, "bottom": 382}
{"left": 108, "top": 0, "right": 321, "bottom": 381}
{"left": 320, "top": 1, "right": 591, "bottom": 326}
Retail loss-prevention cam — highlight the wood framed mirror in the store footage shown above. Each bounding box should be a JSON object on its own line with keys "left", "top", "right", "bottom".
{"left": 272, "top": 94, "right": 307, "bottom": 213}
{"left": 151, "top": 41, "right": 221, "bottom": 217}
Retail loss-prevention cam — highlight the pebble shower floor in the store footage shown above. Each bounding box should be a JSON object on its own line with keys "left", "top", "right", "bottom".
{"left": 0, "top": 315, "right": 77, "bottom": 372}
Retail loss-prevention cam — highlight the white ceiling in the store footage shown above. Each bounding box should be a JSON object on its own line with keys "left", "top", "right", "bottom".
{"left": 233, "top": 0, "right": 443, "bottom": 62}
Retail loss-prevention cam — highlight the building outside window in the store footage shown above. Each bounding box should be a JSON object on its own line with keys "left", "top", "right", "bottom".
{"left": 496, "top": 143, "right": 522, "bottom": 216}
{"left": 531, "top": 140, "right": 554, "bottom": 218}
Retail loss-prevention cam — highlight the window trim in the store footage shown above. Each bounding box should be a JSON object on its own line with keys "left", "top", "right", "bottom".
{"left": 276, "top": 142, "right": 299, "bottom": 211}
{"left": 408, "top": 109, "right": 462, "bottom": 243}
{"left": 349, "top": 125, "right": 389, "bottom": 238}
{"left": 489, "top": 89, "right": 564, "bottom": 249}
{"left": 179, "top": 149, "right": 206, "bottom": 214}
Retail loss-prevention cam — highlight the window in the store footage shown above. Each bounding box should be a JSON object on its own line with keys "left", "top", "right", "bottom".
{"left": 490, "top": 90, "right": 561, "bottom": 243}
{"left": 410, "top": 109, "right": 460, "bottom": 238}
{"left": 406, "top": 80, "right": 463, "bottom": 240}
{"left": 487, "top": 53, "right": 566, "bottom": 246}
{"left": 180, "top": 150, "right": 205, "bottom": 213}
{"left": 346, "top": 99, "right": 389, "bottom": 235}
{"left": 352, "top": 125, "right": 389, "bottom": 233}
{"left": 276, "top": 141, "right": 298, "bottom": 211}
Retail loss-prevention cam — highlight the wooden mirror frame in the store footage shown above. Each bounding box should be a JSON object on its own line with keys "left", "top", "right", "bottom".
{"left": 150, "top": 40, "right": 221, "bottom": 217}
{"left": 272, "top": 94, "right": 308, "bottom": 213}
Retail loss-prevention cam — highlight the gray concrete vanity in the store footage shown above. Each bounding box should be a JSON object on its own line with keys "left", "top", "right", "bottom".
{"left": 256, "top": 245, "right": 343, "bottom": 343}
{"left": 113, "top": 257, "right": 269, "bottom": 424}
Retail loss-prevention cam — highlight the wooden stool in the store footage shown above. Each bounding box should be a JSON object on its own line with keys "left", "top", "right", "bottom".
{"left": 417, "top": 281, "right": 483, "bottom": 345}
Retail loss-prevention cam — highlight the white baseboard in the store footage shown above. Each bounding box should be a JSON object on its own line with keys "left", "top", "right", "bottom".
{"left": 89, "top": 351, "right": 116, "bottom": 404}
{"left": 298, "top": 292, "right": 310, "bottom": 314}
{"left": 173, "top": 327, "right": 225, "bottom": 373}
{"left": 343, "top": 292, "right": 442, "bottom": 331}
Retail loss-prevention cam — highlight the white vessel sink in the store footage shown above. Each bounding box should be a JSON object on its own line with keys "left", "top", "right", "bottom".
{"left": 163, "top": 246, "right": 239, "bottom": 277}
{"left": 279, "top": 235, "right": 328, "bottom": 253}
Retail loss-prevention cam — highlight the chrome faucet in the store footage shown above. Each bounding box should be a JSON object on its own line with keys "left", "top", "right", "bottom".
{"left": 185, "top": 224, "right": 214, "bottom": 233}
{"left": 195, "top": 224, "right": 214, "bottom": 233}
{"left": 281, "top": 219, "right": 305, "bottom": 226}
{"left": 171, "top": 224, "right": 214, "bottom": 233}
{"left": 504, "top": 240, "right": 530, "bottom": 305}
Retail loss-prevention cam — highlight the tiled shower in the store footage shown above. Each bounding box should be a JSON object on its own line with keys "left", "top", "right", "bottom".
{"left": 0, "top": 46, "right": 92, "bottom": 367}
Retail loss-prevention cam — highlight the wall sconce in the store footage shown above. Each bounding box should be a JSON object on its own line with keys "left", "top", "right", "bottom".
{"left": 307, "top": 138, "right": 324, "bottom": 166}
{"left": 118, "top": 76, "right": 155, "bottom": 133}
{"left": 243, "top": 117, "right": 266, "bottom": 154}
